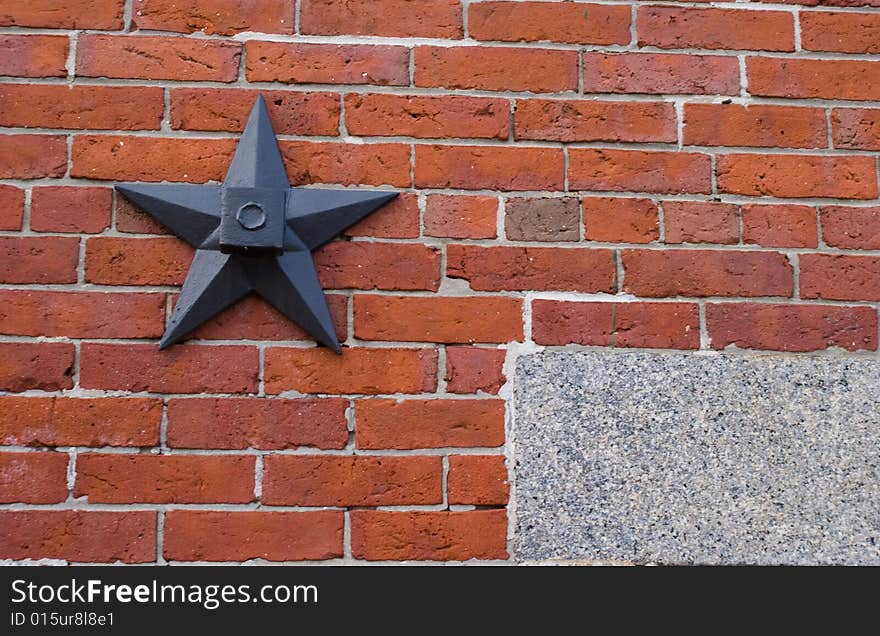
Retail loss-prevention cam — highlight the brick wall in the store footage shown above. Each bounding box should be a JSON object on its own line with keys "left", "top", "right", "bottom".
{"left": 1, "top": 0, "right": 878, "bottom": 563}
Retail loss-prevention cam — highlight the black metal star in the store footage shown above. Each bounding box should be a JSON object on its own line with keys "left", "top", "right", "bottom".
{"left": 116, "top": 95, "right": 398, "bottom": 352}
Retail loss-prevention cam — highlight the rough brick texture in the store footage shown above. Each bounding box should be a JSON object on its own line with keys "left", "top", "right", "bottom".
{"left": 2, "top": 0, "right": 879, "bottom": 565}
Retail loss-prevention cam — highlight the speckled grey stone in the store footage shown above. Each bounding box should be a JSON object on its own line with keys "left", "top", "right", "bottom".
{"left": 513, "top": 351, "right": 880, "bottom": 565}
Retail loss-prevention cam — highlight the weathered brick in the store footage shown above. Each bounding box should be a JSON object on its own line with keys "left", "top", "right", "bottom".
{"left": 707, "top": 302, "right": 877, "bottom": 352}
{"left": 0, "top": 35, "right": 68, "bottom": 78}
{"left": 85, "top": 237, "right": 193, "bottom": 286}
{"left": 166, "top": 397, "right": 348, "bottom": 450}
{"left": 582, "top": 197, "right": 659, "bottom": 243}
{"left": 638, "top": 6, "right": 794, "bottom": 51}
{"left": 569, "top": 149, "right": 712, "bottom": 194}
{"left": 345, "top": 94, "right": 508, "bottom": 140}
{"left": 345, "top": 193, "right": 420, "bottom": 239}
{"left": 263, "top": 455, "right": 443, "bottom": 506}
{"left": 31, "top": 186, "right": 112, "bottom": 233}
{"left": 133, "top": 0, "right": 293, "bottom": 35}
{"left": 683, "top": 104, "right": 827, "bottom": 149}
{"left": 0, "top": 291, "right": 164, "bottom": 339}
{"left": 265, "top": 347, "right": 438, "bottom": 395}
{"left": 0, "top": 0, "right": 123, "bottom": 28}
{"left": 662, "top": 201, "right": 739, "bottom": 245}
{"left": 0, "top": 185, "right": 24, "bottom": 230}
{"left": 245, "top": 41, "right": 409, "bottom": 85}
{"left": 164, "top": 511, "right": 343, "bottom": 562}
{"left": 505, "top": 197, "right": 579, "bottom": 241}
{"left": 0, "top": 511, "right": 156, "bottom": 563}
{"left": 301, "top": 0, "right": 462, "bottom": 38}
{"left": 354, "top": 295, "right": 523, "bottom": 343}
{"left": 821, "top": 205, "right": 880, "bottom": 249}
{"left": 424, "top": 194, "right": 498, "bottom": 239}
{"left": 0, "top": 397, "right": 162, "bottom": 447}
{"left": 469, "top": 2, "right": 630, "bottom": 45}
{"left": 416, "top": 145, "right": 564, "bottom": 191}
{"left": 801, "top": 11, "right": 880, "bottom": 53}
{"left": 0, "top": 236, "right": 79, "bottom": 284}
{"left": 447, "top": 245, "right": 616, "bottom": 292}
{"left": 314, "top": 242, "right": 440, "bottom": 291}
{"left": 623, "top": 249, "right": 794, "bottom": 298}
{"left": 447, "top": 455, "right": 508, "bottom": 506}
{"left": 716, "top": 154, "right": 877, "bottom": 199}
{"left": 415, "top": 46, "right": 579, "bottom": 93}
{"left": 75, "top": 454, "right": 254, "bottom": 503}
{"left": 747, "top": 57, "right": 880, "bottom": 101}
{"left": 800, "top": 254, "right": 880, "bottom": 301}
{"left": 80, "top": 343, "right": 259, "bottom": 393}
{"left": 583, "top": 52, "right": 740, "bottom": 95}
{"left": 351, "top": 510, "right": 507, "bottom": 561}
{"left": 741, "top": 204, "right": 818, "bottom": 248}
{"left": 515, "top": 99, "right": 677, "bottom": 143}
{"left": 0, "top": 452, "right": 69, "bottom": 504}
{"left": 171, "top": 88, "right": 340, "bottom": 135}
{"left": 445, "top": 347, "right": 507, "bottom": 395}
{"left": 116, "top": 196, "right": 170, "bottom": 235}
{"left": 356, "top": 399, "right": 505, "bottom": 449}
{"left": 0, "top": 135, "right": 67, "bottom": 179}
{"left": 832, "top": 108, "right": 880, "bottom": 150}
{"left": 280, "top": 141, "right": 411, "bottom": 187}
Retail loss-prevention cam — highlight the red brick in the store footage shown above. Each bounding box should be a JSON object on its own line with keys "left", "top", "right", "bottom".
{"left": 77, "top": 34, "right": 241, "bottom": 82}
{"left": 623, "top": 249, "right": 794, "bottom": 298}
{"left": 86, "top": 237, "right": 193, "bottom": 286}
{"left": 569, "top": 149, "right": 712, "bottom": 194}
{"left": 72, "top": 136, "right": 235, "bottom": 183}
{"left": 171, "top": 88, "right": 340, "bottom": 135}
{"left": 345, "top": 94, "right": 508, "bottom": 140}
{"left": 447, "top": 245, "right": 616, "bottom": 292}
{"left": 447, "top": 455, "right": 508, "bottom": 506}
{"left": 301, "top": 0, "right": 461, "bottom": 38}
{"left": 515, "top": 99, "right": 676, "bottom": 143}
{"left": 0, "top": 452, "right": 68, "bottom": 504}
{"left": 0, "top": 236, "right": 79, "bottom": 284}
{"left": 0, "top": 511, "right": 156, "bottom": 563}
{"left": 663, "top": 201, "right": 739, "bottom": 245}
{"left": 280, "top": 141, "right": 411, "bottom": 187}
{"left": 262, "top": 456, "right": 443, "bottom": 506}
{"left": 821, "top": 205, "right": 880, "bottom": 249}
{"left": 31, "top": 186, "right": 112, "bottom": 233}
{"left": 0, "top": 397, "right": 161, "bottom": 447}
{"left": 683, "top": 104, "right": 827, "bottom": 149}
{"left": 742, "top": 204, "right": 818, "bottom": 248}
{"left": 265, "top": 347, "right": 438, "bottom": 395}
{"left": 354, "top": 295, "right": 523, "bottom": 344}
{"left": 164, "top": 511, "right": 342, "bottom": 562}
{"left": 0, "top": 85, "right": 163, "bottom": 131}
{"left": 134, "top": 0, "right": 293, "bottom": 35}
{"left": 0, "top": 343, "right": 74, "bottom": 393}
{"left": 583, "top": 197, "right": 659, "bottom": 243}
{"left": 345, "top": 193, "right": 420, "bottom": 239}
{"left": 832, "top": 108, "right": 880, "bottom": 150}
{"left": 424, "top": 194, "right": 498, "bottom": 239}
{"left": 415, "top": 46, "right": 578, "bottom": 93}
{"left": 0, "top": 0, "right": 123, "bottom": 28}
{"left": 356, "top": 399, "right": 504, "bottom": 449}
{"left": 166, "top": 397, "right": 348, "bottom": 450}
{"left": 801, "top": 11, "right": 880, "bottom": 53}
{"left": 616, "top": 301, "right": 701, "bottom": 349}
{"left": 80, "top": 343, "right": 259, "bottom": 393}
{"left": 469, "top": 1, "right": 630, "bottom": 45}
{"left": 0, "top": 134, "right": 66, "bottom": 179}
{"left": 0, "top": 291, "right": 164, "bottom": 339}
{"left": 415, "top": 145, "right": 564, "bottom": 191}
{"left": 116, "top": 196, "right": 170, "bottom": 234}
{"left": 75, "top": 454, "right": 254, "bottom": 504}
{"left": 532, "top": 300, "right": 614, "bottom": 346}
{"left": 583, "top": 52, "right": 740, "bottom": 95}
{"left": 716, "top": 154, "right": 877, "bottom": 199}
{"left": 638, "top": 7, "right": 794, "bottom": 51}
{"left": 0, "top": 185, "right": 24, "bottom": 230}
{"left": 182, "top": 294, "right": 347, "bottom": 343}
{"left": 747, "top": 57, "right": 880, "bottom": 101}
{"left": 315, "top": 242, "right": 440, "bottom": 291}
{"left": 245, "top": 41, "right": 409, "bottom": 86}
{"left": 505, "top": 197, "right": 579, "bottom": 242}
{"left": 801, "top": 254, "right": 880, "bottom": 301}
{"left": 351, "top": 510, "right": 507, "bottom": 561}
{"left": 707, "top": 302, "right": 877, "bottom": 352}
{"left": 445, "top": 347, "right": 507, "bottom": 395}
{"left": 0, "top": 35, "right": 68, "bottom": 78}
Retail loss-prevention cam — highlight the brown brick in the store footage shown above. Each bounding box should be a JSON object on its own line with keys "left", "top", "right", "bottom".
{"left": 832, "top": 108, "right": 880, "bottom": 151}
{"left": 445, "top": 347, "right": 507, "bottom": 395}
{"left": 0, "top": 452, "right": 69, "bottom": 504}
{"left": 0, "top": 343, "right": 74, "bottom": 393}
{"left": 662, "top": 201, "right": 740, "bottom": 245}
{"left": 505, "top": 197, "right": 579, "bottom": 241}
{"left": 447, "top": 455, "right": 508, "bottom": 506}
{"left": 583, "top": 197, "right": 659, "bottom": 243}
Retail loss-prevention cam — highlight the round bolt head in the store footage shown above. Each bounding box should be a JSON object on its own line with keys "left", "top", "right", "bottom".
{"left": 236, "top": 202, "right": 266, "bottom": 230}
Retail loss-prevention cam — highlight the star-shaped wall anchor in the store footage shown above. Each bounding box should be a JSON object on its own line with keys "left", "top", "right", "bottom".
{"left": 116, "top": 95, "right": 398, "bottom": 352}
